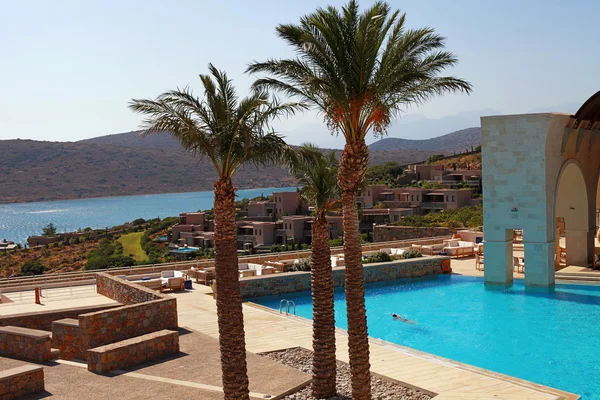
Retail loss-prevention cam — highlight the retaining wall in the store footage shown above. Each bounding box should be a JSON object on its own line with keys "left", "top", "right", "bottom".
{"left": 240, "top": 256, "right": 449, "bottom": 298}
{"left": 374, "top": 226, "right": 455, "bottom": 242}
{"left": 52, "top": 319, "right": 85, "bottom": 360}
{"left": 0, "top": 365, "right": 44, "bottom": 400}
{"left": 0, "top": 304, "right": 120, "bottom": 331}
{"left": 0, "top": 326, "right": 55, "bottom": 362}
{"left": 87, "top": 330, "right": 179, "bottom": 373}
{"left": 96, "top": 273, "right": 162, "bottom": 304}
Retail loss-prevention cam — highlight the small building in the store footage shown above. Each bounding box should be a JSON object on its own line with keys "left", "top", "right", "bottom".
{"left": 170, "top": 212, "right": 212, "bottom": 246}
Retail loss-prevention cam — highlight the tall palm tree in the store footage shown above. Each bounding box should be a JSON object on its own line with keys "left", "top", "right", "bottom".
{"left": 129, "top": 64, "right": 303, "bottom": 400}
{"left": 247, "top": 2, "right": 472, "bottom": 398}
{"left": 288, "top": 144, "right": 339, "bottom": 398}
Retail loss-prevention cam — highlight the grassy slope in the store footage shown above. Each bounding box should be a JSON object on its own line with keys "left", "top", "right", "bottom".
{"left": 118, "top": 232, "right": 147, "bottom": 262}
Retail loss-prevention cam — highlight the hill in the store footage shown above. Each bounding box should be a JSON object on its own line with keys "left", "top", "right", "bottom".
{"left": 0, "top": 139, "right": 437, "bottom": 204}
{"left": 368, "top": 127, "right": 481, "bottom": 153}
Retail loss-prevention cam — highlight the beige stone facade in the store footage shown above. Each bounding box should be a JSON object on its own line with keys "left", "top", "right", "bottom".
{"left": 481, "top": 111, "right": 600, "bottom": 287}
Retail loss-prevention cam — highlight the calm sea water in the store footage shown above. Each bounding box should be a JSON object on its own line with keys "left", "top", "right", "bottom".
{"left": 0, "top": 187, "right": 297, "bottom": 244}
{"left": 251, "top": 275, "right": 600, "bottom": 399}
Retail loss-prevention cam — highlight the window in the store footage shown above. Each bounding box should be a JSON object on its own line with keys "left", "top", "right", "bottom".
{"left": 254, "top": 229, "right": 257, "bottom": 235}
{"left": 416, "top": 195, "right": 420, "bottom": 201}
{"left": 367, "top": 191, "right": 371, "bottom": 196}
{"left": 452, "top": 196, "right": 455, "bottom": 202}
{"left": 260, "top": 229, "right": 262, "bottom": 235}
{"left": 394, "top": 215, "right": 399, "bottom": 222}
{"left": 446, "top": 196, "right": 449, "bottom": 202}
{"left": 411, "top": 195, "right": 414, "bottom": 201}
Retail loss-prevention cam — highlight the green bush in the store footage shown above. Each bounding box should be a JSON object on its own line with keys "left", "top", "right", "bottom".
{"left": 21, "top": 260, "right": 45, "bottom": 276}
{"left": 270, "top": 244, "right": 284, "bottom": 253}
{"left": 289, "top": 257, "right": 311, "bottom": 272}
{"left": 392, "top": 204, "right": 482, "bottom": 228}
{"left": 364, "top": 251, "right": 393, "bottom": 264}
{"left": 401, "top": 249, "right": 423, "bottom": 259}
{"left": 329, "top": 238, "right": 343, "bottom": 247}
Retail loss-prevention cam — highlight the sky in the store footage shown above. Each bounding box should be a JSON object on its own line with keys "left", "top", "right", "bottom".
{"left": 1, "top": 0, "right": 599, "bottom": 148}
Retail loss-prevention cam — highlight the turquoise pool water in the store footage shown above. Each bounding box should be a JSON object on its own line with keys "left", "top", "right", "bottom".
{"left": 171, "top": 247, "right": 199, "bottom": 254}
{"left": 250, "top": 275, "right": 600, "bottom": 398}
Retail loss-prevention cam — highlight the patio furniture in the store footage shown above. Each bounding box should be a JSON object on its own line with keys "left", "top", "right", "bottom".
{"left": 443, "top": 240, "right": 475, "bottom": 258}
{"left": 164, "top": 276, "right": 184, "bottom": 291}
{"left": 260, "top": 266, "right": 276, "bottom": 275}
{"left": 137, "top": 279, "right": 163, "bottom": 292}
{"left": 475, "top": 253, "right": 484, "bottom": 271}
{"left": 160, "top": 271, "right": 186, "bottom": 291}
{"left": 513, "top": 257, "right": 525, "bottom": 273}
{"left": 263, "top": 261, "right": 285, "bottom": 273}
{"left": 240, "top": 269, "right": 257, "bottom": 278}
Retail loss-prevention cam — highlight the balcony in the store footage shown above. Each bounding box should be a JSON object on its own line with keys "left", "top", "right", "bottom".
{"left": 421, "top": 202, "right": 447, "bottom": 209}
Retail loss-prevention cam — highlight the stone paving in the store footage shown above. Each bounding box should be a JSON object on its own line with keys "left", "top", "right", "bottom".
{"left": 173, "top": 279, "right": 577, "bottom": 400}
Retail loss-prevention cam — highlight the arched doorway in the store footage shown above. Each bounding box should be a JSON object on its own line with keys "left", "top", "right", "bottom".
{"left": 555, "top": 161, "right": 589, "bottom": 267}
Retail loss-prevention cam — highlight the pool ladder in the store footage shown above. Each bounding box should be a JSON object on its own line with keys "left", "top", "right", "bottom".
{"left": 279, "top": 299, "right": 296, "bottom": 316}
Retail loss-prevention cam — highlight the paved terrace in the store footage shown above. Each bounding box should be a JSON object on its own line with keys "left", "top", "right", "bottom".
{"left": 0, "top": 285, "right": 117, "bottom": 316}
{"left": 174, "top": 277, "right": 576, "bottom": 399}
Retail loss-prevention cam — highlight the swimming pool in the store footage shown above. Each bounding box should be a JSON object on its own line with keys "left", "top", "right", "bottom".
{"left": 250, "top": 275, "right": 600, "bottom": 399}
{"left": 170, "top": 247, "right": 200, "bottom": 254}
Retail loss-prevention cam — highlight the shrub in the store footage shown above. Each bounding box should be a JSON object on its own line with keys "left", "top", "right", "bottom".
{"left": 401, "top": 249, "right": 423, "bottom": 259}
{"left": 270, "top": 244, "right": 284, "bottom": 253}
{"left": 329, "top": 238, "right": 343, "bottom": 247}
{"left": 21, "top": 260, "right": 45, "bottom": 276}
{"left": 364, "top": 251, "right": 393, "bottom": 264}
{"left": 290, "top": 257, "right": 311, "bottom": 272}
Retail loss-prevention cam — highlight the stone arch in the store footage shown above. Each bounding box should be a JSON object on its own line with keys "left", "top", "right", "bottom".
{"left": 554, "top": 160, "right": 589, "bottom": 266}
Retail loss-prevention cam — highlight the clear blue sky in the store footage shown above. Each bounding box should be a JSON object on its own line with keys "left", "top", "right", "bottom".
{"left": 2, "top": 0, "right": 598, "bottom": 146}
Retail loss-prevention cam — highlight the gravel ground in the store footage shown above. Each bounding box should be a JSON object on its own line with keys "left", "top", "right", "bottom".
{"left": 260, "top": 347, "right": 432, "bottom": 400}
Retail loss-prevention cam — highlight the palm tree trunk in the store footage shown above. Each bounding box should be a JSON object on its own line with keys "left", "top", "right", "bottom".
{"left": 310, "top": 212, "right": 337, "bottom": 398}
{"left": 213, "top": 177, "right": 250, "bottom": 400}
{"left": 338, "top": 140, "right": 371, "bottom": 400}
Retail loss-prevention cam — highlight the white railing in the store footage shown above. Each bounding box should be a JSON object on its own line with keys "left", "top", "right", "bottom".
{"left": 0, "top": 235, "right": 453, "bottom": 291}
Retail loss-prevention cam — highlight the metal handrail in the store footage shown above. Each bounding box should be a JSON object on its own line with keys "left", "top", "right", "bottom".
{"left": 279, "top": 299, "right": 296, "bottom": 316}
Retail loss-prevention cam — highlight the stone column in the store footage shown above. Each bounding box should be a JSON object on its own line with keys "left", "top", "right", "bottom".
{"left": 565, "top": 229, "right": 593, "bottom": 266}
{"left": 523, "top": 241, "right": 555, "bottom": 287}
{"left": 484, "top": 229, "right": 513, "bottom": 286}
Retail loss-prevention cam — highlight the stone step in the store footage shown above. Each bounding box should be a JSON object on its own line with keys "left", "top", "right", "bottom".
{"left": 555, "top": 274, "right": 600, "bottom": 282}
{"left": 50, "top": 348, "right": 60, "bottom": 360}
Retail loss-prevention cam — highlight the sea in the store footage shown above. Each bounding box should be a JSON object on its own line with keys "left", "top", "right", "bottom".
{"left": 0, "top": 187, "right": 297, "bottom": 244}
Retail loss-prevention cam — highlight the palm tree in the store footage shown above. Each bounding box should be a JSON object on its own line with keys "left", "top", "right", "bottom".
{"left": 129, "top": 64, "right": 302, "bottom": 400}
{"left": 288, "top": 144, "right": 339, "bottom": 398}
{"left": 247, "top": 2, "right": 472, "bottom": 398}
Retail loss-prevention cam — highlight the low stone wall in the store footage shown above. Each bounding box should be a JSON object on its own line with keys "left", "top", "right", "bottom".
{"left": 47, "top": 273, "right": 179, "bottom": 361}
{"left": 87, "top": 330, "right": 179, "bottom": 373}
{"left": 0, "top": 304, "right": 120, "bottom": 331}
{"left": 52, "top": 319, "right": 85, "bottom": 360}
{"left": 96, "top": 272, "right": 162, "bottom": 304}
{"left": 0, "top": 326, "right": 55, "bottom": 362}
{"left": 240, "top": 256, "right": 449, "bottom": 298}
{"left": 0, "top": 365, "right": 44, "bottom": 400}
{"left": 80, "top": 298, "right": 178, "bottom": 349}
{"left": 374, "top": 226, "right": 455, "bottom": 242}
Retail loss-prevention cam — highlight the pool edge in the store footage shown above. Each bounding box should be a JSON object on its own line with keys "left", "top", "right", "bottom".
{"left": 246, "top": 301, "right": 580, "bottom": 400}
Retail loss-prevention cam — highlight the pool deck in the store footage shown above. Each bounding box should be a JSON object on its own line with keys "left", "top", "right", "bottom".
{"left": 173, "top": 281, "right": 578, "bottom": 400}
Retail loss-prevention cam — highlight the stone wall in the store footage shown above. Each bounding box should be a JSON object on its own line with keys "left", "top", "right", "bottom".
{"left": 48, "top": 273, "right": 178, "bottom": 360}
{"left": 80, "top": 298, "right": 178, "bottom": 349}
{"left": 52, "top": 319, "right": 85, "bottom": 360}
{"left": 374, "top": 226, "right": 455, "bottom": 242}
{"left": 0, "top": 365, "right": 44, "bottom": 400}
{"left": 240, "top": 256, "right": 449, "bottom": 298}
{"left": 0, "top": 304, "right": 120, "bottom": 331}
{"left": 0, "top": 326, "right": 55, "bottom": 362}
{"left": 87, "top": 330, "right": 179, "bottom": 373}
{"left": 96, "top": 272, "right": 162, "bottom": 304}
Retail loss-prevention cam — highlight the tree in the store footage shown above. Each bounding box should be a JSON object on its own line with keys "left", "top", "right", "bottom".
{"left": 287, "top": 144, "right": 339, "bottom": 398}
{"left": 42, "top": 223, "right": 57, "bottom": 236}
{"left": 21, "top": 260, "right": 45, "bottom": 276}
{"left": 129, "top": 65, "right": 302, "bottom": 400}
{"left": 247, "top": 2, "right": 471, "bottom": 398}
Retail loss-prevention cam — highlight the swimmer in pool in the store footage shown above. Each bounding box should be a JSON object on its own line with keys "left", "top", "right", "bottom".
{"left": 392, "top": 313, "right": 416, "bottom": 324}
